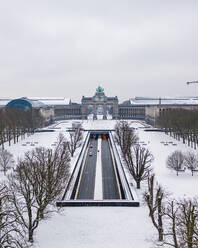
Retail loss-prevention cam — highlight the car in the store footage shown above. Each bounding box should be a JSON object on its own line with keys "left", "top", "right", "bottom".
{"left": 90, "top": 144, "right": 93, "bottom": 148}
{"left": 89, "top": 152, "right": 93, "bottom": 156}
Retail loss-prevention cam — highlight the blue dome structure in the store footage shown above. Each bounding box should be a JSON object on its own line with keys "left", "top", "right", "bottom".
{"left": 6, "top": 97, "right": 46, "bottom": 111}
{"left": 6, "top": 97, "right": 54, "bottom": 128}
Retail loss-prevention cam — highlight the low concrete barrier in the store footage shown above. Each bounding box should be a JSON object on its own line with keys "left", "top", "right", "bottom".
{"left": 34, "top": 129, "right": 55, "bottom": 132}
{"left": 56, "top": 200, "right": 139, "bottom": 207}
{"left": 61, "top": 132, "right": 90, "bottom": 200}
{"left": 109, "top": 132, "right": 137, "bottom": 201}
{"left": 144, "top": 128, "right": 165, "bottom": 132}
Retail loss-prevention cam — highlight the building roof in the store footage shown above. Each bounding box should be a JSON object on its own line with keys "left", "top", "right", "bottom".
{"left": 29, "top": 97, "right": 71, "bottom": 106}
{"left": 0, "top": 97, "right": 71, "bottom": 109}
{"left": 129, "top": 97, "right": 198, "bottom": 106}
{"left": 0, "top": 98, "right": 11, "bottom": 107}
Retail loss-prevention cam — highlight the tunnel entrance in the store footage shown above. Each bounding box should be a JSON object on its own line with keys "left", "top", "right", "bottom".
{"left": 90, "top": 131, "right": 109, "bottom": 140}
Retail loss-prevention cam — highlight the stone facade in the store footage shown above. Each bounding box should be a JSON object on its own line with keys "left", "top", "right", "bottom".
{"left": 81, "top": 87, "right": 119, "bottom": 119}
{"left": 54, "top": 103, "right": 81, "bottom": 120}
{"left": 145, "top": 104, "right": 198, "bottom": 126}
{"left": 3, "top": 93, "right": 198, "bottom": 123}
{"left": 118, "top": 105, "right": 145, "bottom": 119}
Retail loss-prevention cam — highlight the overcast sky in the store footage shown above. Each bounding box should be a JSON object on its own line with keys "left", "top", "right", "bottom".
{"left": 0, "top": 0, "right": 198, "bottom": 102}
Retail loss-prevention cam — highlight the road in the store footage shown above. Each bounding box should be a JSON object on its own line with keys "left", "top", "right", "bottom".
{"left": 101, "top": 139, "right": 120, "bottom": 199}
{"left": 77, "top": 138, "right": 98, "bottom": 199}
{"left": 77, "top": 137, "right": 120, "bottom": 200}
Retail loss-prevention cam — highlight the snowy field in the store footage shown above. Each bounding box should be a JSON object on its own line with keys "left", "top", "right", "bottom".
{"left": 138, "top": 129, "right": 198, "bottom": 198}
{"left": 1, "top": 119, "right": 198, "bottom": 247}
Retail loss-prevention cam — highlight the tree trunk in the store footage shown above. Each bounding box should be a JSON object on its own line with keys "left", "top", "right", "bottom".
{"left": 157, "top": 197, "right": 163, "bottom": 241}
{"left": 8, "top": 132, "right": 11, "bottom": 146}
{"left": 158, "top": 229, "right": 163, "bottom": 242}
{"left": 14, "top": 130, "right": 16, "bottom": 144}
{"left": 28, "top": 229, "right": 34, "bottom": 243}
{"left": 136, "top": 181, "right": 140, "bottom": 189}
{"left": 39, "top": 208, "right": 45, "bottom": 219}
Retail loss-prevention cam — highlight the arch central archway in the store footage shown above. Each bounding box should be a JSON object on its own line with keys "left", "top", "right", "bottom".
{"left": 81, "top": 87, "right": 118, "bottom": 119}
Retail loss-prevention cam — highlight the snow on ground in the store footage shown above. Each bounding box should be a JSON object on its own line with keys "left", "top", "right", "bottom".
{"left": 138, "top": 129, "right": 198, "bottom": 198}
{"left": 82, "top": 119, "right": 116, "bottom": 130}
{"left": 2, "top": 119, "right": 198, "bottom": 247}
{"left": 34, "top": 205, "right": 154, "bottom": 248}
{"left": 2, "top": 120, "right": 86, "bottom": 173}
{"left": 4, "top": 132, "right": 59, "bottom": 163}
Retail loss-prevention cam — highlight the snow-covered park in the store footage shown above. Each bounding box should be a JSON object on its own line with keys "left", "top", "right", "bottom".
{"left": 1, "top": 119, "right": 198, "bottom": 248}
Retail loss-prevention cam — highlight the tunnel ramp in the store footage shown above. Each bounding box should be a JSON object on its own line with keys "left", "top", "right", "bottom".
{"left": 57, "top": 130, "right": 139, "bottom": 207}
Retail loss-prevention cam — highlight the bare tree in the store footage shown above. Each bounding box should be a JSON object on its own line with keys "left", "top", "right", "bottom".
{"left": 114, "top": 121, "right": 138, "bottom": 156}
{"left": 178, "top": 198, "right": 198, "bottom": 248}
{"left": 0, "top": 109, "right": 6, "bottom": 149}
{"left": 156, "top": 108, "right": 198, "bottom": 149}
{"left": 144, "top": 173, "right": 166, "bottom": 242}
{"left": 167, "top": 150, "right": 185, "bottom": 176}
{"left": 144, "top": 175, "right": 198, "bottom": 247}
{"left": 164, "top": 200, "right": 180, "bottom": 248}
{"left": 0, "top": 148, "right": 13, "bottom": 175}
{"left": 184, "top": 152, "right": 198, "bottom": 176}
{"left": 67, "top": 123, "right": 83, "bottom": 157}
{"left": 8, "top": 135, "right": 70, "bottom": 243}
{"left": 125, "top": 145, "right": 153, "bottom": 189}
{"left": 26, "top": 134, "right": 70, "bottom": 219}
{"left": 8, "top": 160, "right": 39, "bottom": 243}
{"left": 0, "top": 184, "right": 26, "bottom": 247}
{"left": 0, "top": 107, "right": 46, "bottom": 149}
{"left": 164, "top": 198, "right": 198, "bottom": 248}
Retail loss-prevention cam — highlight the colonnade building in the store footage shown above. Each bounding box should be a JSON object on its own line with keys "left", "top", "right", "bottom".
{"left": 2, "top": 87, "right": 198, "bottom": 125}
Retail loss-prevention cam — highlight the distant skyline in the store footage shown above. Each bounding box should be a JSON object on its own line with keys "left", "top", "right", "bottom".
{"left": 0, "top": 1, "right": 198, "bottom": 102}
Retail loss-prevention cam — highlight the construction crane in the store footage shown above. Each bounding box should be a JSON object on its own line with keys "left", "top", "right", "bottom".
{"left": 187, "top": 81, "right": 198, "bottom": 85}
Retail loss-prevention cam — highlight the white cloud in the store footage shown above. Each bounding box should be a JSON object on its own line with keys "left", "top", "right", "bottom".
{"left": 0, "top": 0, "right": 198, "bottom": 102}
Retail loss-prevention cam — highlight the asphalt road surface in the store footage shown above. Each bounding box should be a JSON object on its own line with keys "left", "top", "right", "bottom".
{"left": 77, "top": 138, "right": 98, "bottom": 199}
{"left": 101, "top": 140, "right": 120, "bottom": 199}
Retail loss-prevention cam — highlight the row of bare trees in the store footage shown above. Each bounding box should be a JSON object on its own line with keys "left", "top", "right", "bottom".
{"left": 144, "top": 174, "right": 198, "bottom": 247}
{"left": 115, "top": 121, "right": 198, "bottom": 247}
{"left": 114, "top": 121, "right": 153, "bottom": 189}
{"left": 0, "top": 123, "right": 83, "bottom": 176}
{"left": 0, "top": 148, "right": 13, "bottom": 175}
{"left": 0, "top": 185, "right": 26, "bottom": 247}
{"left": 167, "top": 150, "right": 198, "bottom": 176}
{"left": 157, "top": 109, "right": 198, "bottom": 149}
{"left": 0, "top": 107, "right": 44, "bottom": 149}
{"left": 66, "top": 123, "right": 83, "bottom": 157}
{"left": 0, "top": 134, "right": 71, "bottom": 246}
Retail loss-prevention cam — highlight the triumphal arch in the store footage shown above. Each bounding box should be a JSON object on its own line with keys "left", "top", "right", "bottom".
{"left": 81, "top": 86, "right": 119, "bottom": 119}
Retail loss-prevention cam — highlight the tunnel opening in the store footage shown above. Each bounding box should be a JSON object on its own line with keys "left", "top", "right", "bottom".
{"left": 90, "top": 132, "right": 109, "bottom": 140}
